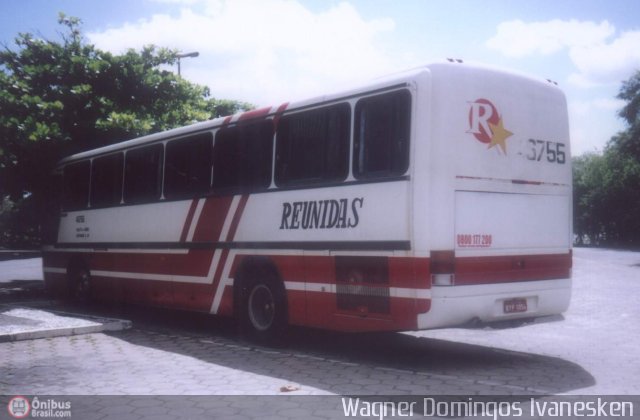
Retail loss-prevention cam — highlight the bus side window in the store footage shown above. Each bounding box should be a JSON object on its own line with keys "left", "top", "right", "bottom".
{"left": 213, "top": 120, "right": 273, "bottom": 193}
{"left": 165, "top": 133, "right": 213, "bottom": 199}
{"left": 90, "top": 153, "right": 124, "bottom": 208}
{"left": 353, "top": 90, "right": 411, "bottom": 179}
{"left": 123, "top": 144, "right": 164, "bottom": 204}
{"left": 62, "top": 160, "right": 91, "bottom": 211}
{"left": 275, "top": 103, "right": 350, "bottom": 186}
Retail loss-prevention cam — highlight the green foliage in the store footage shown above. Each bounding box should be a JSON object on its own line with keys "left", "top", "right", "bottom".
{"left": 573, "top": 153, "right": 606, "bottom": 244}
{"left": 573, "top": 69, "right": 640, "bottom": 247}
{"left": 0, "top": 14, "right": 252, "bottom": 247}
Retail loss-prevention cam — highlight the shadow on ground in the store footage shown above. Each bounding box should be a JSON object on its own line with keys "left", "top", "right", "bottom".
{"left": 96, "top": 302, "right": 594, "bottom": 396}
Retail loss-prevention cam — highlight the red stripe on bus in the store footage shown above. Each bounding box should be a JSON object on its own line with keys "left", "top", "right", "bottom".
{"left": 85, "top": 276, "right": 213, "bottom": 313}
{"left": 211, "top": 248, "right": 230, "bottom": 291}
{"left": 216, "top": 285, "right": 234, "bottom": 317}
{"left": 87, "top": 250, "right": 213, "bottom": 277}
{"left": 237, "top": 107, "right": 271, "bottom": 121}
{"left": 208, "top": 195, "right": 250, "bottom": 312}
{"left": 180, "top": 199, "right": 199, "bottom": 242}
{"left": 191, "top": 197, "right": 234, "bottom": 243}
{"left": 454, "top": 252, "right": 572, "bottom": 285}
{"left": 272, "top": 102, "right": 289, "bottom": 128}
{"left": 45, "top": 249, "right": 570, "bottom": 288}
{"left": 455, "top": 175, "right": 568, "bottom": 187}
{"left": 227, "top": 195, "right": 249, "bottom": 241}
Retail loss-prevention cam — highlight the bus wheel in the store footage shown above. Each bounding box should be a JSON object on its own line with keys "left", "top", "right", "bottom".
{"left": 67, "top": 265, "right": 92, "bottom": 303}
{"left": 241, "top": 277, "right": 287, "bottom": 344}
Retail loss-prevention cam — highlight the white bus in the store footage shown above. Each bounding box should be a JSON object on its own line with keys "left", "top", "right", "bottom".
{"left": 43, "top": 61, "right": 572, "bottom": 340}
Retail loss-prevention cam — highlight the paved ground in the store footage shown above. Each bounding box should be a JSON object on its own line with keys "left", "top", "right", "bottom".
{"left": 1, "top": 301, "right": 595, "bottom": 396}
{"left": 0, "top": 248, "right": 639, "bottom": 419}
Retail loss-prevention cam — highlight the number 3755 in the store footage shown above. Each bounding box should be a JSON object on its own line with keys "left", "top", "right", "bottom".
{"left": 526, "top": 139, "right": 566, "bottom": 164}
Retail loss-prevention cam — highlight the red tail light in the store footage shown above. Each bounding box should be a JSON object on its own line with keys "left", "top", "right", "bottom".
{"left": 430, "top": 250, "right": 455, "bottom": 286}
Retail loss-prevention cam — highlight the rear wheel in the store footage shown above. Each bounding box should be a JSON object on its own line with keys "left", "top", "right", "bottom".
{"left": 239, "top": 274, "right": 287, "bottom": 344}
{"left": 248, "top": 283, "right": 277, "bottom": 332}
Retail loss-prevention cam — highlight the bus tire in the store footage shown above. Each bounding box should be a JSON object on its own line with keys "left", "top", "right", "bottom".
{"left": 238, "top": 266, "right": 287, "bottom": 344}
{"left": 67, "top": 263, "right": 92, "bottom": 304}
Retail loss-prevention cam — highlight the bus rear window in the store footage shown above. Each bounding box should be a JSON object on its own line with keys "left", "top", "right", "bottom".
{"left": 354, "top": 90, "right": 411, "bottom": 179}
{"left": 124, "top": 144, "right": 164, "bottom": 204}
{"left": 91, "top": 153, "right": 124, "bottom": 208}
{"left": 62, "top": 161, "right": 90, "bottom": 211}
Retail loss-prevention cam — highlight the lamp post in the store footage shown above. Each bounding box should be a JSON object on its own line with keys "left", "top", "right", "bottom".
{"left": 176, "top": 51, "right": 199, "bottom": 76}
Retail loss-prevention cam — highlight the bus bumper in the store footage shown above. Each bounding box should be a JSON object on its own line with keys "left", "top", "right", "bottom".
{"left": 416, "top": 278, "right": 571, "bottom": 330}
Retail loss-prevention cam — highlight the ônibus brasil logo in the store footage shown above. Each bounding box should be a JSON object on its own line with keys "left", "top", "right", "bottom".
{"left": 468, "top": 98, "right": 513, "bottom": 155}
{"left": 7, "top": 396, "right": 30, "bottom": 419}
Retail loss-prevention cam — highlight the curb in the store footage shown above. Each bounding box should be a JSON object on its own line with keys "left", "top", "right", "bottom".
{"left": 0, "top": 307, "right": 132, "bottom": 342}
{"left": 0, "top": 250, "right": 41, "bottom": 262}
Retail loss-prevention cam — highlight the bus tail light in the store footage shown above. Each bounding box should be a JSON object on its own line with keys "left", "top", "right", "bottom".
{"left": 430, "top": 250, "right": 455, "bottom": 286}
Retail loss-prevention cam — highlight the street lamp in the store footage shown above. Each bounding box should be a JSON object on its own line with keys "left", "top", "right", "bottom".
{"left": 176, "top": 51, "right": 199, "bottom": 76}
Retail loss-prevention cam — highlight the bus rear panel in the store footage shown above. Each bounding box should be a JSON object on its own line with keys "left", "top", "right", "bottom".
{"left": 415, "top": 63, "right": 571, "bottom": 329}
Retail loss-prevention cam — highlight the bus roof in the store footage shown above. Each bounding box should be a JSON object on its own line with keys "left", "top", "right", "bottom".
{"left": 58, "top": 60, "right": 560, "bottom": 166}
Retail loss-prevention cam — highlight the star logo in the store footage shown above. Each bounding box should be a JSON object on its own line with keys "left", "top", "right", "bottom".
{"left": 468, "top": 99, "right": 513, "bottom": 155}
{"left": 488, "top": 117, "right": 513, "bottom": 154}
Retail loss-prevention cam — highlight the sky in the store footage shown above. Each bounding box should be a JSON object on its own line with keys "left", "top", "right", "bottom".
{"left": 1, "top": 0, "right": 639, "bottom": 156}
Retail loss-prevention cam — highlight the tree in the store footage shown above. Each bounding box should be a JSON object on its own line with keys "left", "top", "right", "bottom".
{"left": 572, "top": 69, "right": 640, "bottom": 247}
{"left": 573, "top": 152, "right": 607, "bottom": 245}
{"left": 0, "top": 14, "right": 251, "bottom": 247}
{"left": 617, "top": 70, "right": 640, "bottom": 159}
{"left": 597, "top": 70, "right": 640, "bottom": 246}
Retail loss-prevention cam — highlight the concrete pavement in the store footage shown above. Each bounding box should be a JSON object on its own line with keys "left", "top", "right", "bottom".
{"left": 0, "top": 302, "right": 131, "bottom": 342}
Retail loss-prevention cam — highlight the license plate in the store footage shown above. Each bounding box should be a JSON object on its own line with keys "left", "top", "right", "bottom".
{"left": 504, "top": 298, "right": 527, "bottom": 314}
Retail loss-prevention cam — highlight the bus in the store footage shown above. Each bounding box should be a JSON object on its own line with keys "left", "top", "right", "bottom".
{"left": 42, "top": 61, "right": 572, "bottom": 340}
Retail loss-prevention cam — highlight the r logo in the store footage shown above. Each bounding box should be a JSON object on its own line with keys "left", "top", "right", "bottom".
{"left": 468, "top": 99, "right": 513, "bottom": 154}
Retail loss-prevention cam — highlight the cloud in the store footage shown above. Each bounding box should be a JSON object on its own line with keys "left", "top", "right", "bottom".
{"left": 486, "top": 19, "right": 615, "bottom": 58}
{"left": 569, "top": 30, "right": 640, "bottom": 86}
{"left": 568, "top": 97, "right": 626, "bottom": 155}
{"left": 486, "top": 19, "right": 640, "bottom": 88}
{"left": 87, "top": 0, "right": 397, "bottom": 105}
